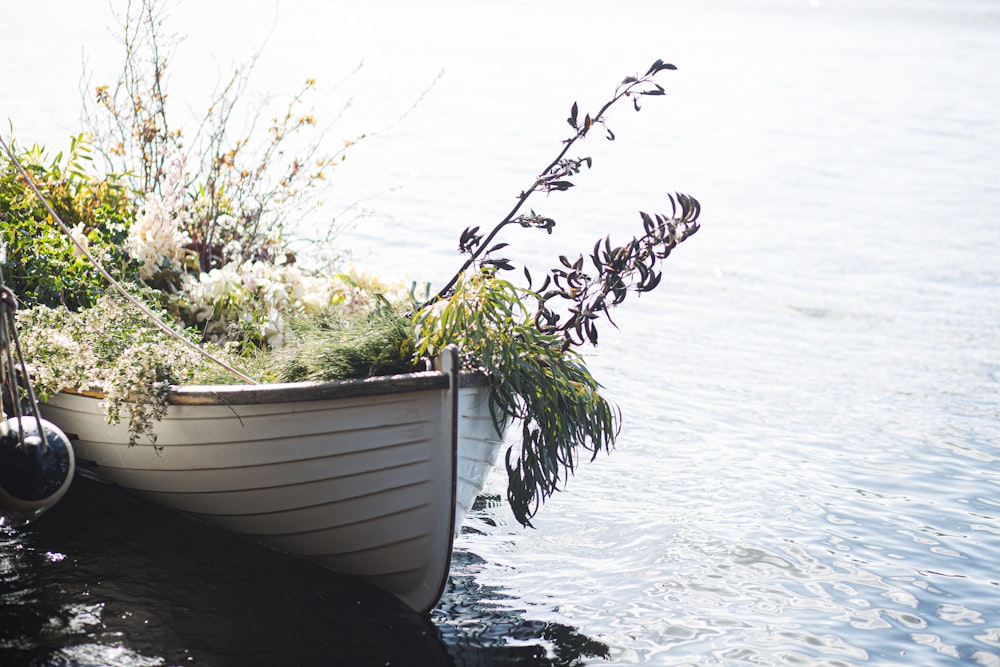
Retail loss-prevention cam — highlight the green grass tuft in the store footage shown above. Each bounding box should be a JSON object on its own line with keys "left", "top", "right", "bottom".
{"left": 269, "top": 298, "right": 420, "bottom": 383}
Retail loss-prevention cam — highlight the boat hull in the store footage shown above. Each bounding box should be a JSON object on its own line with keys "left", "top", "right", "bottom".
{"left": 39, "top": 351, "right": 504, "bottom": 613}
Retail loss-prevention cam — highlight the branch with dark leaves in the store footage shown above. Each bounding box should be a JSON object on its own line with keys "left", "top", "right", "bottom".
{"left": 529, "top": 192, "right": 701, "bottom": 349}
{"left": 415, "top": 59, "right": 702, "bottom": 527}
{"left": 411, "top": 269, "right": 621, "bottom": 527}
{"left": 431, "top": 58, "right": 681, "bottom": 302}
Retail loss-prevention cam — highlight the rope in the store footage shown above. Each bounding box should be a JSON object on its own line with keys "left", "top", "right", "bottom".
{"left": 0, "top": 280, "right": 46, "bottom": 452}
{"left": 0, "top": 135, "right": 258, "bottom": 385}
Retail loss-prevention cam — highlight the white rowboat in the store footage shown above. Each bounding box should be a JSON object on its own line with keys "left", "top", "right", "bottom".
{"left": 38, "top": 347, "right": 505, "bottom": 614}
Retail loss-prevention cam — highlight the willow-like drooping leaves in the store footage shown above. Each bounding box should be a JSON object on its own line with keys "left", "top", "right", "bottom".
{"left": 413, "top": 269, "right": 620, "bottom": 526}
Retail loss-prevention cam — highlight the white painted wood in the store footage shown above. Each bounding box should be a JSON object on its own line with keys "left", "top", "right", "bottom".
{"left": 39, "top": 349, "right": 504, "bottom": 614}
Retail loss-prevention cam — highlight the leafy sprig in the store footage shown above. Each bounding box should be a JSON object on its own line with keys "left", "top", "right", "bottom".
{"left": 414, "top": 59, "right": 701, "bottom": 525}
{"left": 435, "top": 59, "right": 682, "bottom": 296}
{"left": 0, "top": 136, "right": 137, "bottom": 311}
{"left": 530, "top": 193, "right": 701, "bottom": 349}
{"left": 413, "top": 269, "right": 619, "bottom": 526}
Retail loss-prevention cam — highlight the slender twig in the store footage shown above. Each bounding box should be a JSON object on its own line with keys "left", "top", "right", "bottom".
{"left": 428, "top": 60, "right": 678, "bottom": 303}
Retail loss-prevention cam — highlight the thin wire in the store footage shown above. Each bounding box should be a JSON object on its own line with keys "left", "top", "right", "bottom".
{"left": 0, "top": 135, "right": 258, "bottom": 385}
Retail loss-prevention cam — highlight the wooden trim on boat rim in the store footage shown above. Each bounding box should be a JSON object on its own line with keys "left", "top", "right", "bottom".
{"left": 61, "top": 369, "right": 490, "bottom": 406}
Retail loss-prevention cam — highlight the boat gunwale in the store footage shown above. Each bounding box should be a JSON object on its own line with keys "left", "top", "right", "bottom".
{"left": 61, "top": 369, "right": 490, "bottom": 406}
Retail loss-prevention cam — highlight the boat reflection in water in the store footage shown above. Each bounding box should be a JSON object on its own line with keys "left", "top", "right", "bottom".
{"left": 1, "top": 474, "right": 453, "bottom": 666}
{"left": 1, "top": 469, "right": 608, "bottom": 666}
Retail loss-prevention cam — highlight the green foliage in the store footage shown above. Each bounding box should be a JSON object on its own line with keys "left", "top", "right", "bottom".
{"left": 413, "top": 269, "right": 620, "bottom": 526}
{"left": 0, "top": 135, "right": 137, "bottom": 310}
{"left": 15, "top": 292, "right": 230, "bottom": 444}
{"left": 270, "top": 298, "right": 420, "bottom": 382}
{"left": 413, "top": 59, "right": 700, "bottom": 525}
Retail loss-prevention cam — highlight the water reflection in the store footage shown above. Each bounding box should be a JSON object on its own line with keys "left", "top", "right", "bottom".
{"left": 435, "top": 494, "right": 610, "bottom": 667}
{"left": 1, "top": 476, "right": 453, "bottom": 666}
{"left": 446, "top": 431, "right": 1000, "bottom": 666}
{"left": 437, "top": 549, "right": 610, "bottom": 667}
{"left": 1, "top": 479, "right": 608, "bottom": 666}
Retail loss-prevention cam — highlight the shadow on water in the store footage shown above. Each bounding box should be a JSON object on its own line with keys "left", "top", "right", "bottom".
{"left": 0, "top": 475, "right": 451, "bottom": 667}
{"left": 434, "top": 495, "right": 610, "bottom": 667}
{"left": 1, "top": 479, "right": 605, "bottom": 667}
{"left": 437, "top": 551, "right": 610, "bottom": 667}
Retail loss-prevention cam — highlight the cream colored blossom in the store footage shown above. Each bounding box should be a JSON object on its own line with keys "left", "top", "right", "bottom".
{"left": 127, "top": 192, "right": 192, "bottom": 280}
{"left": 125, "top": 150, "right": 193, "bottom": 281}
{"left": 16, "top": 296, "right": 203, "bottom": 444}
{"left": 170, "top": 258, "right": 405, "bottom": 350}
{"left": 69, "top": 223, "right": 89, "bottom": 257}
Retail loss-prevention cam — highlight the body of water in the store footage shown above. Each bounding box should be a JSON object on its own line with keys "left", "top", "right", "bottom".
{"left": 2, "top": 0, "right": 999, "bottom": 664}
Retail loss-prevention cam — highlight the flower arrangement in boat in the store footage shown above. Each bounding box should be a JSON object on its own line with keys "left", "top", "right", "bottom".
{"left": 0, "top": 0, "right": 700, "bottom": 526}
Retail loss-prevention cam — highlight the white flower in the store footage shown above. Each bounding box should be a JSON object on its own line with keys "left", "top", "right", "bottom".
{"left": 125, "top": 150, "right": 193, "bottom": 281}
{"left": 264, "top": 280, "right": 289, "bottom": 308}
{"left": 171, "top": 257, "right": 404, "bottom": 350}
{"left": 69, "top": 223, "right": 89, "bottom": 257}
{"left": 200, "top": 265, "right": 242, "bottom": 302}
{"left": 262, "top": 308, "right": 286, "bottom": 349}
{"left": 126, "top": 192, "right": 192, "bottom": 280}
